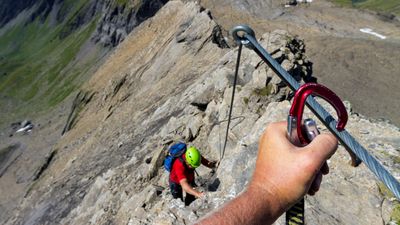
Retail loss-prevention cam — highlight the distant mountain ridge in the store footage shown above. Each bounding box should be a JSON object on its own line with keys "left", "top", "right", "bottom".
{"left": 1, "top": 1, "right": 400, "bottom": 224}
{"left": 0, "top": 0, "right": 168, "bottom": 127}
{"left": 0, "top": 0, "right": 37, "bottom": 27}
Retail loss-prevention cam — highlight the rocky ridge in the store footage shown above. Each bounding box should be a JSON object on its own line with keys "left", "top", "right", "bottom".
{"left": 92, "top": 0, "right": 169, "bottom": 47}
{"left": 0, "top": 0, "right": 169, "bottom": 47}
{"left": 2, "top": 1, "right": 400, "bottom": 225}
{"left": 0, "top": 0, "right": 170, "bottom": 127}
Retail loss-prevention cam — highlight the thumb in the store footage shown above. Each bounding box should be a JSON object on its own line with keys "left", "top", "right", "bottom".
{"left": 304, "top": 133, "right": 338, "bottom": 167}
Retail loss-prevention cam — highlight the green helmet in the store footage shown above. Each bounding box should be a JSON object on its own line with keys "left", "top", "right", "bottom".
{"left": 186, "top": 146, "right": 201, "bottom": 168}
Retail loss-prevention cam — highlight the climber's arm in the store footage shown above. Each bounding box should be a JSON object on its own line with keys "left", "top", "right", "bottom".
{"left": 196, "top": 121, "right": 338, "bottom": 225}
{"left": 180, "top": 178, "right": 204, "bottom": 198}
{"left": 201, "top": 156, "right": 217, "bottom": 169}
{"left": 198, "top": 183, "right": 281, "bottom": 224}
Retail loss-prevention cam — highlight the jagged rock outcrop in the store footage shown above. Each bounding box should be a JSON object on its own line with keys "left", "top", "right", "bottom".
{"left": 0, "top": 0, "right": 170, "bottom": 131}
{"left": 92, "top": 0, "right": 169, "bottom": 47}
{"left": 62, "top": 91, "right": 95, "bottom": 135}
{"left": 0, "top": 0, "right": 169, "bottom": 45}
{"left": 2, "top": 1, "right": 400, "bottom": 225}
{"left": 0, "top": 0, "right": 37, "bottom": 27}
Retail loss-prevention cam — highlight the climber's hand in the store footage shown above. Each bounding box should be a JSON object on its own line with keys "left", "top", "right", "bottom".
{"left": 198, "top": 191, "right": 205, "bottom": 199}
{"left": 208, "top": 160, "right": 218, "bottom": 168}
{"left": 197, "top": 121, "right": 338, "bottom": 225}
{"left": 250, "top": 121, "right": 338, "bottom": 213}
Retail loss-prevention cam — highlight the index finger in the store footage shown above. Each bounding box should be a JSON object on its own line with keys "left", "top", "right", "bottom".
{"left": 261, "top": 121, "right": 296, "bottom": 151}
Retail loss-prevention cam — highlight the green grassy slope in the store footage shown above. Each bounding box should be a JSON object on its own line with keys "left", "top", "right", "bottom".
{"left": 0, "top": 1, "right": 100, "bottom": 126}
{"left": 331, "top": 0, "right": 400, "bottom": 17}
{"left": 0, "top": 0, "right": 164, "bottom": 127}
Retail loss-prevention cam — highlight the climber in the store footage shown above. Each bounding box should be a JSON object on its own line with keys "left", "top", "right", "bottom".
{"left": 197, "top": 121, "right": 338, "bottom": 224}
{"left": 169, "top": 146, "right": 217, "bottom": 206}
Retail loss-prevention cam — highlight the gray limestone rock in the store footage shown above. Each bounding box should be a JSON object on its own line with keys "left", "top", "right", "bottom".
{"left": 5, "top": 1, "right": 400, "bottom": 225}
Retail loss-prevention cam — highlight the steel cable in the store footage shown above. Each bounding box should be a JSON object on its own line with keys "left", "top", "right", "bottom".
{"left": 221, "top": 43, "right": 243, "bottom": 161}
{"left": 230, "top": 25, "right": 400, "bottom": 200}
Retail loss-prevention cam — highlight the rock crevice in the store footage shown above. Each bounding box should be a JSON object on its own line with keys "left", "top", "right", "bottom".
{"left": 2, "top": 1, "right": 400, "bottom": 225}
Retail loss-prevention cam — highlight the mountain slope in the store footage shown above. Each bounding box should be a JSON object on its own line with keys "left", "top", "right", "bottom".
{"left": 2, "top": 1, "right": 400, "bottom": 224}
{"left": 197, "top": 0, "right": 400, "bottom": 126}
{"left": 0, "top": 0, "right": 169, "bottom": 222}
{"left": 3, "top": 1, "right": 227, "bottom": 224}
{"left": 0, "top": 0, "right": 168, "bottom": 127}
{"left": 1, "top": 0, "right": 400, "bottom": 225}
{"left": 331, "top": 0, "right": 400, "bottom": 17}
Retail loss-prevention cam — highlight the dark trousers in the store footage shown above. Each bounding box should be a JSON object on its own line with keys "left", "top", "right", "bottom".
{"left": 169, "top": 181, "right": 196, "bottom": 206}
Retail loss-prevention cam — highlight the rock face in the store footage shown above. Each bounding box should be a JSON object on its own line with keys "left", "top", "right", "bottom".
{"left": 0, "top": 0, "right": 37, "bottom": 26}
{"left": 0, "top": 0, "right": 170, "bottom": 126}
{"left": 0, "top": 0, "right": 169, "bottom": 46}
{"left": 92, "top": 0, "right": 169, "bottom": 47}
{"left": 2, "top": 1, "right": 400, "bottom": 225}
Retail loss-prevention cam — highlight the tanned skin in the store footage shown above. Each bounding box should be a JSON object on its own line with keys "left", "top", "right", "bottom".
{"left": 197, "top": 121, "right": 338, "bottom": 225}
{"left": 181, "top": 156, "right": 217, "bottom": 199}
{"left": 180, "top": 178, "right": 204, "bottom": 198}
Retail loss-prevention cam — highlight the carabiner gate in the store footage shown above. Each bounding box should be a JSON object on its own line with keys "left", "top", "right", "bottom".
{"left": 288, "top": 83, "right": 348, "bottom": 145}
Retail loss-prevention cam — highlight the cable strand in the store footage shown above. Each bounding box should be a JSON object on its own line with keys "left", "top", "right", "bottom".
{"left": 242, "top": 32, "right": 400, "bottom": 200}
{"left": 221, "top": 43, "right": 243, "bottom": 161}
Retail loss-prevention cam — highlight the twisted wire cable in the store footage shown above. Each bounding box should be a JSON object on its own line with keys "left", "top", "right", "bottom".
{"left": 231, "top": 25, "right": 400, "bottom": 199}
{"left": 221, "top": 43, "right": 243, "bottom": 161}
{"left": 234, "top": 29, "right": 400, "bottom": 200}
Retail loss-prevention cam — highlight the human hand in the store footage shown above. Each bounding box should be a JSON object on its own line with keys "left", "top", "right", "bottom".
{"left": 250, "top": 121, "right": 338, "bottom": 214}
{"left": 208, "top": 160, "right": 218, "bottom": 169}
{"left": 197, "top": 191, "right": 205, "bottom": 199}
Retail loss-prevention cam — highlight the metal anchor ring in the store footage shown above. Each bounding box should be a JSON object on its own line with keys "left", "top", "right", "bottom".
{"left": 230, "top": 25, "right": 256, "bottom": 48}
{"left": 289, "top": 83, "right": 348, "bottom": 144}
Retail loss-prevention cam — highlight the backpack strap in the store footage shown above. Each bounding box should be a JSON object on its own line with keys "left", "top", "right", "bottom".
{"left": 179, "top": 153, "right": 197, "bottom": 172}
{"left": 178, "top": 154, "right": 186, "bottom": 167}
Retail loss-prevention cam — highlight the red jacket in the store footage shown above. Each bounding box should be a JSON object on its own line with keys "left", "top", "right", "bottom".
{"left": 169, "top": 153, "right": 195, "bottom": 184}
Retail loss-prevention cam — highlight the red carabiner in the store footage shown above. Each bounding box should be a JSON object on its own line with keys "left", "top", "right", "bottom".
{"left": 289, "top": 83, "right": 348, "bottom": 144}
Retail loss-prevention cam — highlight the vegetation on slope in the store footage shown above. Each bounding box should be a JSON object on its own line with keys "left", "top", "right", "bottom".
{"left": 0, "top": 0, "right": 100, "bottom": 126}
{"left": 0, "top": 0, "right": 168, "bottom": 127}
{"left": 331, "top": 0, "right": 400, "bottom": 17}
